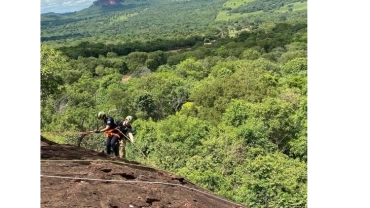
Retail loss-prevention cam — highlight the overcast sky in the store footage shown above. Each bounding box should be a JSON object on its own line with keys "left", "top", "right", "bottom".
{"left": 41, "top": 0, "right": 96, "bottom": 14}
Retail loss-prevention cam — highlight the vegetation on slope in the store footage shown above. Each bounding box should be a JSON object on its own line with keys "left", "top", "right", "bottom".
{"left": 41, "top": 0, "right": 306, "bottom": 46}
{"left": 41, "top": 22, "right": 307, "bottom": 208}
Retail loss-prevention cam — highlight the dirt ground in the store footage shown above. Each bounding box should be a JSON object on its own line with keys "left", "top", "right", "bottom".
{"left": 41, "top": 136, "right": 247, "bottom": 208}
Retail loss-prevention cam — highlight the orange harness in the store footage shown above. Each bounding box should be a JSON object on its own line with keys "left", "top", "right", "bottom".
{"left": 105, "top": 127, "right": 121, "bottom": 139}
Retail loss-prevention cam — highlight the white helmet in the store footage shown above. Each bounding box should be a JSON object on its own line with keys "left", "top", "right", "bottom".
{"left": 97, "top": 111, "right": 106, "bottom": 119}
{"left": 125, "top": 116, "right": 133, "bottom": 122}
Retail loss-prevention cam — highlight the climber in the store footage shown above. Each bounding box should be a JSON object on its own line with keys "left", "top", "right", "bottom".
{"left": 92, "top": 111, "right": 121, "bottom": 157}
{"left": 117, "top": 115, "right": 135, "bottom": 159}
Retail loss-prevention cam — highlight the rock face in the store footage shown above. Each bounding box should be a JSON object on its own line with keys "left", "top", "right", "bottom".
{"left": 93, "top": 0, "right": 124, "bottom": 6}
{"left": 40, "top": 136, "right": 246, "bottom": 208}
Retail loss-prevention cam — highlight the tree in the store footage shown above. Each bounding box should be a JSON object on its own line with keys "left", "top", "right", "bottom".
{"left": 174, "top": 58, "right": 209, "bottom": 81}
{"left": 281, "top": 57, "right": 307, "bottom": 76}
{"left": 41, "top": 45, "right": 68, "bottom": 100}
{"left": 126, "top": 51, "right": 148, "bottom": 71}
{"left": 242, "top": 49, "right": 261, "bottom": 60}
{"left": 149, "top": 114, "right": 210, "bottom": 171}
{"left": 232, "top": 150, "right": 307, "bottom": 207}
{"left": 146, "top": 50, "right": 167, "bottom": 71}
{"left": 279, "top": 50, "right": 306, "bottom": 64}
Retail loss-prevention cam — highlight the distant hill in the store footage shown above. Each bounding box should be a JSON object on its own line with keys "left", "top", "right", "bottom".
{"left": 41, "top": 0, "right": 306, "bottom": 46}
{"left": 93, "top": 0, "right": 124, "bottom": 7}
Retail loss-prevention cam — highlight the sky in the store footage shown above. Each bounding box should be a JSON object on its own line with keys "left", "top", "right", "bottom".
{"left": 41, "top": 0, "right": 96, "bottom": 13}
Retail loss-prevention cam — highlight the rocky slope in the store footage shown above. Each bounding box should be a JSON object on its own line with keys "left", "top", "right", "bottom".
{"left": 41, "top": 136, "right": 246, "bottom": 208}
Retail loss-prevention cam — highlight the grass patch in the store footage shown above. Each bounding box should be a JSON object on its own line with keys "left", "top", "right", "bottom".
{"left": 215, "top": 10, "right": 263, "bottom": 21}
{"left": 109, "top": 12, "right": 139, "bottom": 24}
{"left": 222, "top": 0, "right": 255, "bottom": 9}
{"left": 278, "top": 2, "right": 307, "bottom": 12}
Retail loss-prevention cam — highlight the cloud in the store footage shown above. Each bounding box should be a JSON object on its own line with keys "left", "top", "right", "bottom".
{"left": 41, "top": 0, "right": 96, "bottom": 13}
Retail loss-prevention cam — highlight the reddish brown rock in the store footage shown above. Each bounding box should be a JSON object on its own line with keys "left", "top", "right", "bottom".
{"left": 40, "top": 136, "right": 246, "bottom": 208}
{"left": 93, "top": 0, "right": 124, "bottom": 7}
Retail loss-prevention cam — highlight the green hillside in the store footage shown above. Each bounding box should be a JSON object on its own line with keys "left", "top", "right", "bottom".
{"left": 41, "top": 0, "right": 307, "bottom": 207}
{"left": 41, "top": 0, "right": 306, "bottom": 46}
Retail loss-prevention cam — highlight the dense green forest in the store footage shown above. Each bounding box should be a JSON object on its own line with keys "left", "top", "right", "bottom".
{"left": 41, "top": 0, "right": 307, "bottom": 46}
{"left": 41, "top": 0, "right": 307, "bottom": 207}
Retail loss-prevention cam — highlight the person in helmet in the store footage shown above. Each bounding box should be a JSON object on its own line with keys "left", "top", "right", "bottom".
{"left": 93, "top": 111, "right": 121, "bottom": 157}
{"left": 118, "top": 115, "right": 135, "bottom": 159}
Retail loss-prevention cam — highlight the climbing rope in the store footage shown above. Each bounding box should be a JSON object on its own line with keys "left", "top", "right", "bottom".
{"left": 41, "top": 133, "right": 246, "bottom": 207}
{"left": 41, "top": 131, "right": 91, "bottom": 134}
